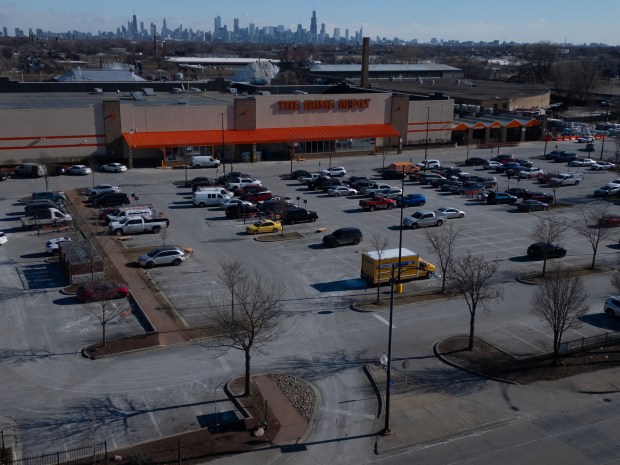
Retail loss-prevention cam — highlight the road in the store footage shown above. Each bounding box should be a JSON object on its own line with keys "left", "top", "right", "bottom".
{"left": 1, "top": 139, "right": 619, "bottom": 464}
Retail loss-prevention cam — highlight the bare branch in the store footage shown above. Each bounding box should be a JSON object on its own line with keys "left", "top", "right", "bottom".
{"left": 425, "top": 222, "right": 461, "bottom": 293}
{"left": 448, "top": 252, "right": 503, "bottom": 350}
{"left": 529, "top": 217, "right": 568, "bottom": 276}
{"left": 530, "top": 266, "right": 588, "bottom": 365}
{"left": 574, "top": 205, "right": 614, "bottom": 269}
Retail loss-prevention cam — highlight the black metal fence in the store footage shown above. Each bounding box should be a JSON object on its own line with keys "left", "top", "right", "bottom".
{"left": 562, "top": 331, "right": 620, "bottom": 354}
{"left": 1, "top": 440, "right": 106, "bottom": 465}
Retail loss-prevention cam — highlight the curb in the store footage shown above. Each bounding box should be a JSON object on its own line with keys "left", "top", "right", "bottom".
{"left": 432, "top": 338, "right": 519, "bottom": 385}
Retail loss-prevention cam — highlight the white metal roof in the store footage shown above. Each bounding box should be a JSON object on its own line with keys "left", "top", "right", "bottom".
{"left": 366, "top": 248, "right": 415, "bottom": 260}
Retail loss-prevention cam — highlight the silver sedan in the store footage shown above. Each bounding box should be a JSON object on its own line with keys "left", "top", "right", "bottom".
{"left": 436, "top": 207, "right": 466, "bottom": 219}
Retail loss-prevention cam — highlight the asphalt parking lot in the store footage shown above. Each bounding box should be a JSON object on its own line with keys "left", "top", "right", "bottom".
{"left": 2, "top": 140, "right": 620, "bottom": 456}
{"left": 0, "top": 142, "right": 618, "bottom": 347}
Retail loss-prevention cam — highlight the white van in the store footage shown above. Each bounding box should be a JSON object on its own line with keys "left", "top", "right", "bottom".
{"left": 193, "top": 188, "right": 233, "bottom": 207}
{"left": 191, "top": 156, "right": 220, "bottom": 168}
{"left": 106, "top": 205, "right": 157, "bottom": 223}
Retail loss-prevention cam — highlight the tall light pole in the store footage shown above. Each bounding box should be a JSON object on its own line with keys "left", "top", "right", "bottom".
{"left": 600, "top": 81, "right": 613, "bottom": 161}
{"left": 423, "top": 106, "right": 430, "bottom": 171}
{"left": 220, "top": 112, "right": 226, "bottom": 175}
{"left": 382, "top": 263, "right": 396, "bottom": 435}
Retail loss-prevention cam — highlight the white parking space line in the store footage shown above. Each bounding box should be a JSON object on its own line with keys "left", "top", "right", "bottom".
{"left": 218, "top": 356, "right": 231, "bottom": 373}
{"left": 495, "top": 325, "right": 546, "bottom": 354}
{"left": 143, "top": 395, "right": 163, "bottom": 438}
{"left": 373, "top": 314, "right": 395, "bottom": 328}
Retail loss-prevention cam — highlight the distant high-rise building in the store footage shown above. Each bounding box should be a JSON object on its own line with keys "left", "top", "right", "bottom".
{"left": 132, "top": 14, "right": 138, "bottom": 34}
{"left": 310, "top": 10, "right": 317, "bottom": 42}
{"left": 249, "top": 23, "right": 255, "bottom": 35}
{"left": 334, "top": 28, "right": 340, "bottom": 41}
{"left": 345, "top": 29, "right": 349, "bottom": 41}
{"left": 214, "top": 16, "right": 221, "bottom": 33}
{"left": 2, "top": 27, "right": 7, "bottom": 37}
{"left": 234, "top": 18, "right": 239, "bottom": 35}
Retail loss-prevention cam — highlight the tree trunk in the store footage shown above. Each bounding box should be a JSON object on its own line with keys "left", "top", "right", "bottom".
{"left": 376, "top": 269, "right": 381, "bottom": 303}
{"left": 441, "top": 271, "right": 446, "bottom": 293}
{"left": 591, "top": 249, "right": 597, "bottom": 269}
{"left": 102, "top": 322, "right": 107, "bottom": 348}
{"left": 243, "top": 350, "right": 252, "bottom": 397}
{"left": 542, "top": 257, "right": 548, "bottom": 277}
{"left": 468, "top": 309, "right": 476, "bottom": 351}
{"left": 552, "top": 332, "right": 559, "bottom": 366}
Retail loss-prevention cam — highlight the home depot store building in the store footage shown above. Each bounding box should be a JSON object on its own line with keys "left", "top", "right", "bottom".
{"left": 116, "top": 91, "right": 455, "bottom": 167}
{"left": 0, "top": 88, "right": 454, "bottom": 167}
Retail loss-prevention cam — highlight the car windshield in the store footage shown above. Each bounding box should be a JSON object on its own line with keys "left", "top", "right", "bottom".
{"left": 146, "top": 249, "right": 160, "bottom": 258}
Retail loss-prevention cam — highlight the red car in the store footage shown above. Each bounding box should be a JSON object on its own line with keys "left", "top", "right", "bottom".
{"left": 599, "top": 214, "right": 620, "bottom": 228}
{"left": 240, "top": 191, "right": 273, "bottom": 203}
{"left": 233, "top": 184, "right": 267, "bottom": 197}
{"left": 526, "top": 192, "right": 554, "bottom": 203}
{"left": 76, "top": 281, "right": 129, "bottom": 303}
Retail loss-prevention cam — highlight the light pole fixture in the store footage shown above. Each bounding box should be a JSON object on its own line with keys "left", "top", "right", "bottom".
{"left": 423, "top": 106, "right": 430, "bottom": 171}
{"left": 543, "top": 130, "right": 549, "bottom": 159}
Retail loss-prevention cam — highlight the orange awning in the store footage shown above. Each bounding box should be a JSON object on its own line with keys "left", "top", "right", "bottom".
{"left": 123, "top": 124, "right": 400, "bottom": 149}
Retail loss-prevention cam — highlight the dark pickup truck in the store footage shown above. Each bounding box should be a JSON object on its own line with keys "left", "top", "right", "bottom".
{"left": 359, "top": 195, "right": 396, "bottom": 211}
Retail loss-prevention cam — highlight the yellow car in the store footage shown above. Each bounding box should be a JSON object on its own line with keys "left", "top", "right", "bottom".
{"left": 245, "top": 220, "right": 281, "bottom": 235}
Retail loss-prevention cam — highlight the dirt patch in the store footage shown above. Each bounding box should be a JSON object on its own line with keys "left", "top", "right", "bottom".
{"left": 436, "top": 335, "right": 620, "bottom": 384}
{"left": 518, "top": 265, "right": 613, "bottom": 284}
{"left": 353, "top": 289, "right": 456, "bottom": 311}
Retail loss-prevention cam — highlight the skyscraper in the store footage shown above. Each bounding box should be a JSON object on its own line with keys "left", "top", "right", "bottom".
{"left": 132, "top": 14, "right": 138, "bottom": 35}
{"left": 310, "top": 10, "right": 317, "bottom": 42}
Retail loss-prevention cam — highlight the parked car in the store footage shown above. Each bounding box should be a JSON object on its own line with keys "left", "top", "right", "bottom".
{"left": 518, "top": 167, "right": 544, "bottom": 179}
{"left": 246, "top": 220, "right": 281, "bottom": 235}
{"left": 218, "top": 198, "right": 253, "bottom": 210}
{"left": 464, "top": 157, "right": 488, "bottom": 166}
{"left": 66, "top": 164, "right": 92, "bottom": 175}
{"left": 32, "top": 191, "right": 67, "bottom": 202}
{"left": 191, "top": 178, "right": 218, "bottom": 191}
{"left": 90, "top": 192, "right": 130, "bottom": 208}
{"left": 101, "top": 163, "right": 128, "bottom": 173}
{"left": 402, "top": 210, "right": 447, "bottom": 229}
{"left": 44, "top": 236, "right": 72, "bottom": 255}
{"left": 396, "top": 193, "right": 427, "bottom": 207}
{"left": 240, "top": 191, "right": 273, "bottom": 203}
{"left": 320, "top": 166, "right": 347, "bottom": 177}
{"left": 435, "top": 207, "right": 465, "bottom": 218}
{"left": 603, "top": 296, "right": 620, "bottom": 318}
{"left": 594, "top": 184, "right": 620, "bottom": 197}
{"left": 328, "top": 186, "right": 358, "bottom": 197}
{"left": 87, "top": 185, "right": 120, "bottom": 197}
{"left": 516, "top": 200, "right": 548, "bottom": 212}
{"left": 552, "top": 152, "right": 578, "bottom": 163}
{"left": 322, "top": 227, "right": 362, "bottom": 247}
{"left": 184, "top": 176, "right": 215, "bottom": 188}
{"left": 505, "top": 187, "right": 529, "bottom": 198}
{"left": 381, "top": 169, "right": 406, "bottom": 180}
{"left": 372, "top": 187, "right": 403, "bottom": 199}
{"left": 416, "top": 159, "right": 440, "bottom": 170}
{"left": 0, "top": 231, "right": 6, "bottom": 245}
{"left": 76, "top": 281, "right": 129, "bottom": 303}
{"left": 590, "top": 161, "right": 615, "bottom": 171}
{"left": 224, "top": 204, "right": 259, "bottom": 219}
{"left": 281, "top": 208, "right": 318, "bottom": 224}
{"left": 417, "top": 173, "right": 445, "bottom": 185}
{"left": 515, "top": 159, "right": 533, "bottom": 168}
{"left": 526, "top": 242, "right": 567, "bottom": 260}
{"left": 484, "top": 160, "right": 502, "bottom": 170}
{"left": 138, "top": 246, "right": 187, "bottom": 268}
{"left": 495, "top": 162, "right": 520, "bottom": 174}
{"left": 569, "top": 158, "right": 594, "bottom": 167}
{"left": 471, "top": 176, "right": 498, "bottom": 188}
{"left": 525, "top": 192, "right": 554, "bottom": 203}
{"left": 344, "top": 175, "right": 369, "bottom": 187}
{"left": 599, "top": 214, "right": 620, "bottom": 227}
{"left": 486, "top": 192, "right": 517, "bottom": 205}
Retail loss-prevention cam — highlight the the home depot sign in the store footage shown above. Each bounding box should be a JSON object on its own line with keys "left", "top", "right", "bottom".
{"left": 277, "top": 98, "right": 371, "bottom": 112}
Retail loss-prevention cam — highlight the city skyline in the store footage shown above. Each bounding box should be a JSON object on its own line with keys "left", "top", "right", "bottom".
{"left": 2, "top": 0, "right": 620, "bottom": 45}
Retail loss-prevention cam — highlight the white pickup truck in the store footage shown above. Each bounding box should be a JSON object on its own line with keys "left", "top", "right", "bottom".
{"left": 402, "top": 210, "right": 447, "bottom": 229}
{"left": 548, "top": 172, "right": 584, "bottom": 186}
{"left": 108, "top": 216, "right": 169, "bottom": 237}
{"left": 225, "top": 177, "right": 262, "bottom": 190}
{"left": 298, "top": 172, "right": 321, "bottom": 184}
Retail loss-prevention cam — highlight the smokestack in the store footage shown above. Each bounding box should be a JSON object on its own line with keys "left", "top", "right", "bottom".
{"left": 361, "top": 37, "right": 370, "bottom": 88}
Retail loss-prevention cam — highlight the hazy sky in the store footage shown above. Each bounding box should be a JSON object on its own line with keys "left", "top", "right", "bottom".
{"left": 2, "top": 0, "right": 619, "bottom": 45}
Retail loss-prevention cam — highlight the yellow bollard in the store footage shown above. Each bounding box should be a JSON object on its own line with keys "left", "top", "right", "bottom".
{"left": 395, "top": 283, "right": 403, "bottom": 294}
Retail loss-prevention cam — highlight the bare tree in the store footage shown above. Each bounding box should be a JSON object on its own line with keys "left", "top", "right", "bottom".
{"left": 209, "top": 267, "right": 284, "bottom": 397}
{"left": 448, "top": 252, "right": 503, "bottom": 350}
{"left": 370, "top": 233, "right": 390, "bottom": 302}
{"left": 529, "top": 217, "right": 568, "bottom": 276}
{"left": 609, "top": 269, "right": 620, "bottom": 296}
{"left": 217, "top": 259, "right": 248, "bottom": 319}
{"left": 37, "top": 152, "right": 52, "bottom": 191}
{"left": 425, "top": 222, "right": 461, "bottom": 292}
{"left": 86, "top": 289, "right": 127, "bottom": 348}
{"left": 575, "top": 205, "right": 614, "bottom": 269}
{"left": 530, "top": 266, "right": 588, "bottom": 365}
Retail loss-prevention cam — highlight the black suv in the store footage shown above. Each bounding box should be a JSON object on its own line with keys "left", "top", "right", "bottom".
{"left": 381, "top": 169, "right": 406, "bottom": 180}
{"left": 322, "top": 227, "right": 363, "bottom": 247}
{"left": 90, "top": 192, "right": 130, "bottom": 208}
{"left": 225, "top": 204, "right": 259, "bottom": 219}
{"left": 527, "top": 242, "right": 567, "bottom": 260}
{"left": 282, "top": 208, "right": 318, "bottom": 224}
